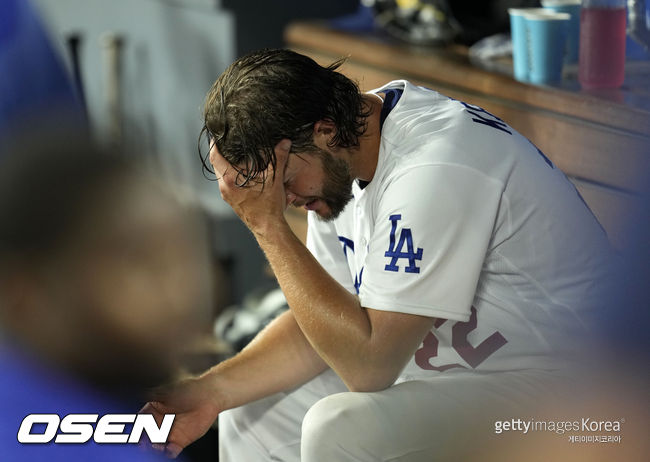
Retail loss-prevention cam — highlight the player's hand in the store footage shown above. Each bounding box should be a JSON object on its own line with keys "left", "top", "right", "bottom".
{"left": 210, "top": 139, "right": 291, "bottom": 236}
{"left": 139, "top": 374, "right": 222, "bottom": 459}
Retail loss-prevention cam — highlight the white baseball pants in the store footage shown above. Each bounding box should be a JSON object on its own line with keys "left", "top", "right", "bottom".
{"left": 218, "top": 368, "right": 561, "bottom": 461}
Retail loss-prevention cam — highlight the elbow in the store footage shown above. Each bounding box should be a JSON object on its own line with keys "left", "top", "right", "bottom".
{"left": 343, "top": 368, "right": 399, "bottom": 393}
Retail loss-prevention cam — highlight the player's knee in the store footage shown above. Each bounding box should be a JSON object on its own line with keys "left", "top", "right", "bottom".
{"left": 301, "top": 392, "right": 367, "bottom": 459}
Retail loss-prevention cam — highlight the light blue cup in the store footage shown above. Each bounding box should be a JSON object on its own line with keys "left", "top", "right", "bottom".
{"left": 524, "top": 10, "right": 570, "bottom": 84}
{"left": 541, "top": 0, "right": 581, "bottom": 64}
{"left": 509, "top": 8, "right": 531, "bottom": 82}
{"left": 508, "top": 8, "right": 550, "bottom": 82}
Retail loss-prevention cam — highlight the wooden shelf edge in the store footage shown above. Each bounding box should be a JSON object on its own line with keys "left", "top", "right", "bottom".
{"left": 285, "top": 22, "right": 650, "bottom": 138}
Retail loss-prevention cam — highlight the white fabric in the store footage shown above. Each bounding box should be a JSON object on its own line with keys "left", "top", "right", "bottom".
{"left": 219, "top": 368, "right": 566, "bottom": 462}
{"left": 220, "top": 81, "right": 613, "bottom": 461}
{"left": 307, "top": 80, "right": 613, "bottom": 379}
{"left": 219, "top": 369, "right": 347, "bottom": 462}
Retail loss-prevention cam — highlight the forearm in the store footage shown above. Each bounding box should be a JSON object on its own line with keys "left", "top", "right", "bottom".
{"left": 210, "top": 142, "right": 431, "bottom": 393}
{"left": 253, "top": 220, "right": 382, "bottom": 390}
{"left": 203, "top": 309, "right": 328, "bottom": 411}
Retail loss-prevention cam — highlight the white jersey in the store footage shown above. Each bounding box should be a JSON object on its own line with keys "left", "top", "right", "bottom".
{"left": 307, "top": 80, "right": 613, "bottom": 381}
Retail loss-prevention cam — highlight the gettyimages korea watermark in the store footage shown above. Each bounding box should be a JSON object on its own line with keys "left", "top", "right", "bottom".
{"left": 493, "top": 417, "right": 625, "bottom": 444}
{"left": 16, "top": 414, "right": 175, "bottom": 444}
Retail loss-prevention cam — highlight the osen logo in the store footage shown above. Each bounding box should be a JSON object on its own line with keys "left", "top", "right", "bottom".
{"left": 17, "top": 414, "right": 175, "bottom": 444}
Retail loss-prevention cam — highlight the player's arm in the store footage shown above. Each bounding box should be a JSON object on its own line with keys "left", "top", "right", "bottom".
{"left": 213, "top": 140, "right": 434, "bottom": 392}
{"left": 259, "top": 221, "right": 435, "bottom": 391}
{"left": 206, "top": 308, "right": 328, "bottom": 408}
{"left": 141, "top": 309, "right": 327, "bottom": 458}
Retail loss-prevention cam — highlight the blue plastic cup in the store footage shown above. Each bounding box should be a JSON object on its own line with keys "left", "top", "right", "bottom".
{"left": 508, "top": 8, "right": 531, "bottom": 82}
{"left": 541, "top": 0, "right": 581, "bottom": 64}
{"left": 509, "top": 8, "right": 550, "bottom": 82}
{"left": 523, "top": 11, "right": 570, "bottom": 84}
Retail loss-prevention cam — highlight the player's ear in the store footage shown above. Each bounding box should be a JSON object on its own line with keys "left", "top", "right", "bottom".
{"left": 313, "top": 119, "right": 337, "bottom": 147}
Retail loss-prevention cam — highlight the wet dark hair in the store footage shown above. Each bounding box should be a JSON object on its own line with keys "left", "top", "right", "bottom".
{"left": 199, "top": 49, "right": 370, "bottom": 186}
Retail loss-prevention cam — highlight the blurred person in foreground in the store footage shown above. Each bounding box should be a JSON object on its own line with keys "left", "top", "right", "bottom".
{"left": 0, "top": 131, "right": 212, "bottom": 461}
{"left": 144, "top": 50, "right": 618, "bottom": 461}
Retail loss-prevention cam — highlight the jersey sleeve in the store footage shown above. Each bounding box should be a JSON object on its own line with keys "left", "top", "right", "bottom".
{"left": 359, "top": 164, "right": 503, "bottom": 322}
{"left": 306, "top": 210, "right": 357, "bottom": 294}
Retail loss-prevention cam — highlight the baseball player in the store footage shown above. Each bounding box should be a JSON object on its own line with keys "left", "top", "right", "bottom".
{"left": 142, "top": 49, "right": 613, "bottom": 461}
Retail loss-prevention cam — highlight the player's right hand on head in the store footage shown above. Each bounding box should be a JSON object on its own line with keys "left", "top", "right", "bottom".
{"left": 139, "top": 375, "right": 222, "bottom": 459}
{"left": 210, "top": 139, "right": 292, "bottom": 234}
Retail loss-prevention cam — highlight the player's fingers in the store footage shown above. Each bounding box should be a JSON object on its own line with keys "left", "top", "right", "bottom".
{"left": 139, "top": 402, "right": 154, "bottom": 414}
{"left": 138, "top": 402, "right": 170, "bottom": 432}
{"left": 147, "top": 381, "right": 176, "bottom": 401}
{"left": 208, "top": 143, "right": 233, "bottom": 183}
{"left": 214, "top": 163, "right": 237, "bottom": 201}
{"left": 164, "top": 442, "right": 184, "bottom": 459}
{"left": 264, "top": 139, "right": 291, "bottom": 190}
{"left": 215, "top": 163, "right": 234, "bottom": 186}
{"left": 273, "top": 139, "right": 292, "bottom": 176}
{"left": 208, "top": 142, "right": 223, "bottom": 170}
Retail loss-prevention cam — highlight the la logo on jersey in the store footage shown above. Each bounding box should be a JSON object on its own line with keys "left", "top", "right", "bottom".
{"left": 384, "top": 214, "right": 423, "bottom": 273}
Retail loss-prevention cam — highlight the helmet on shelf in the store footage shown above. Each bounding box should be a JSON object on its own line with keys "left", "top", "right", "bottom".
{"left": 365, "top": 0, "right": 459, "bottom": 45}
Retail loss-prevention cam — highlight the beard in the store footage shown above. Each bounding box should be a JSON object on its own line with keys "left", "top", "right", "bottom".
{"left": 315, "top": 147, "right": 354, "bottom": 222}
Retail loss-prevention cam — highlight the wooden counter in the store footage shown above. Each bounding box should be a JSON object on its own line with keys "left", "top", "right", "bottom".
{"left": 285, "top": 22, "right": 650, "bottom": 251}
